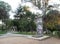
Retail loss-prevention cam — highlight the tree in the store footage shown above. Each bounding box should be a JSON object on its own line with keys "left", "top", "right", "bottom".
{"left": 14, "top": 5, "right": 36, "bottom": 32}
{"left": 43, "top": 10, "right": 60, "bottom": 32}
{"left": 31, "top": 0, "right": 41, "bottom": 9}
{"left": 0, "top": 1, "right": 11, "bottom": 31}
{"left": 0, "top": 1, "right": 11, "bottom": 19}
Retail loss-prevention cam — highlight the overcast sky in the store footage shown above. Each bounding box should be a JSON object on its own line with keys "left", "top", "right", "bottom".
{"left": 0, "top": 0, "right": 60, "bottom": 19}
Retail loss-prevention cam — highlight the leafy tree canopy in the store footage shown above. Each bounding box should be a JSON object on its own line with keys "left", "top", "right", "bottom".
{"left": 0, "top": 1, "right": 11, "bottom": 19}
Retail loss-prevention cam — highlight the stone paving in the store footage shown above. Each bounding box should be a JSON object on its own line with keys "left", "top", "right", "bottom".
{"left": 0, "top": 37, "right": 60, "bottom": 44}
{"left": 0, "top": 33, "right": 50, "bottom": 41}
{"left": 0, "top": 33, "right": 60, "bottom": 44}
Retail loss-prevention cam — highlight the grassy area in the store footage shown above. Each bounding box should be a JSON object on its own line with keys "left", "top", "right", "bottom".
{"left": 15, "top": 32, "right": 36, "bottom": 35}
{"left": 0, "top": 31, "right": 6, "bottom": 34}
{"left": 0, "top": 31, "right": 6, "bottom": 36}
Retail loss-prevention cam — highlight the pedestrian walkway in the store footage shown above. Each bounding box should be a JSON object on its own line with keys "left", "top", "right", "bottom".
{"left": 0, "top": 36, "right": 60, "bottom": 44}
{"left": 0, "top": 33, "right": 60, "bottom": 44}
{"left": 0, "top": 32, "right": 50, "bottom": 40}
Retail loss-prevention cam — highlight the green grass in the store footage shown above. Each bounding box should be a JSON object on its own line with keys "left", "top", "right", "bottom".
{"left": 0, "top": 31, "right": 6, "bottom": 34}
{"left": 0, "top": 31, "right": 6, "bottom": 36}
{"left": 15, "top": 32, "right": 36, "bottom": 35}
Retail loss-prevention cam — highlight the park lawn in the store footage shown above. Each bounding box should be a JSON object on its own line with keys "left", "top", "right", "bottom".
{"left": 0, "top": 31, "right": 6, "bottom": 34}
{"left": 15, "top": 32, "right": 36, "bottom": 35}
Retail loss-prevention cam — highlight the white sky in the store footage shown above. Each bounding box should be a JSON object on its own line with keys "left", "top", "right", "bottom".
{"left": 48, "top": 0, "right": 60, "bottom": 11}
{"left": 48, "top": 0, "right": 60, "bottom": 5}
{"left": 0, "top": 0, "right": 60, "bottom": 19}
{"left": 21, "top": 2, "right": 42, "bottom": 15}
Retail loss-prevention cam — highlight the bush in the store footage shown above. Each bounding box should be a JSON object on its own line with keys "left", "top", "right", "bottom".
{"left": 0, "top": 25, "right": 6, "bottom": 31}
{"left": 14, "top": 5, "right": 37, "bottom": 32}
{"left": 55, "top": 25, "right": 60, "bottom": 31}
{"left": 43, "top": 10, "right": 60, "bottom": 32}
{"left": 18, "top": 18, "right": 29, "bottom": 31}
{"left": 18, "top": 18, "right": 36, "bottom": 32}
{"left": 27, "top": 21, "right": 36, "bottom": 32}
{"left": 53, "top": 31, "right": 60, "bottom": 38}
{"left": 13, "top": 18, "right": 36, "bottom": 32}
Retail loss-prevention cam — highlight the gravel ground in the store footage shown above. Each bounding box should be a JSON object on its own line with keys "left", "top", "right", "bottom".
{"left": 0, "top": 37, "right": 60, "bottom": 44}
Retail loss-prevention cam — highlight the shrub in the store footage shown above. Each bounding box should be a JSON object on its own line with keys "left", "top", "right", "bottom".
{"left": 43, "top": 10, "right": 60, "bottom": 32}
{"left": 53, "top": 31, "right": 60, "bottom": 38}
{"left": 18, "top": 18, "right": 36, "bottom": 32}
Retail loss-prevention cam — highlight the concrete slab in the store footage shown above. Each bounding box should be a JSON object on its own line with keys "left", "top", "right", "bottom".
{"left": 26, "top": 35, "right": 50, "bottom": 40}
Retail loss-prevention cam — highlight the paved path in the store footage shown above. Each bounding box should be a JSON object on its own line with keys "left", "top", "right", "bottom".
{"left": 0, "top": 37, "right": 60, "bottom": 44}
{"left": 0, "top": 33, "right": 60, "bottom": 44}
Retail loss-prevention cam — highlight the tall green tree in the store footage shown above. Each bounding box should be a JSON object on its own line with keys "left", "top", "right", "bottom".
{"left": 0, "top": 1, "right": 11, "bottom": 19}
{"left": 14, "top": 5, "right": 36, "bottom": 32}
{"left": 0, "top": 1, "right": 11, "bottom": 31}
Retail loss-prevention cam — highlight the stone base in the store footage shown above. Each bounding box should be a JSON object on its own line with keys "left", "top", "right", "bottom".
{"left": 33, "top": 34, "right": 43, "bottom": 38}
{"left": 31, "top": 35, "right": 50, "bottom": 40}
